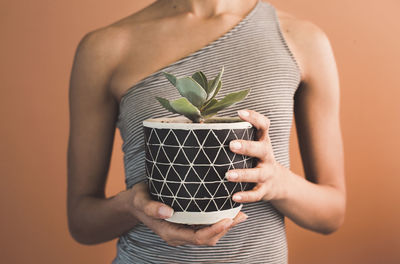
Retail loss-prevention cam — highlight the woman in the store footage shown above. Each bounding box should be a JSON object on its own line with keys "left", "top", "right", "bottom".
{"left": 67, "top": 0, "right": 346, "bottom": 263}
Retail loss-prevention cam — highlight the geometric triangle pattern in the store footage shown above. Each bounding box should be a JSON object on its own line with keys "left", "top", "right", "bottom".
{"left": 144, "top": 126, "right": 257, "bottom": 213}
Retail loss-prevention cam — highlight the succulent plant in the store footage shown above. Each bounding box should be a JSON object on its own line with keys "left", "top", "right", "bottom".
{"left": 156, "top": 66, "right": 250, "bottom": 123}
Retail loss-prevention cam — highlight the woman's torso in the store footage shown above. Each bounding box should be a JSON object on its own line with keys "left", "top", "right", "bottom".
{"left": 112, "top": 0, "right": 301, "bottom": 263}
{"left": 108, "top": 0, "right": 303, "bottom": 104}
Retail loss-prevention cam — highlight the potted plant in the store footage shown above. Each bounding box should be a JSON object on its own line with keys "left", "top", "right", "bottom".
{"left": 143, "top": 66, "right": 256, "bottom": 225}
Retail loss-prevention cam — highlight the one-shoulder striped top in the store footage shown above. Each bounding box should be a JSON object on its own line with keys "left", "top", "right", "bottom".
{"left": 113, "top": 0, "right": 301, "bottom": 263}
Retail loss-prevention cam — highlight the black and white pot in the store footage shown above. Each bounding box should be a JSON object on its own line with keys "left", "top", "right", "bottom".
{"left": 143, "top": 117, "right": 256, "bottom": 225}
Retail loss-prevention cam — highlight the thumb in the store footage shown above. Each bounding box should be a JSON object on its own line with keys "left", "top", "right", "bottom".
{"left": 145, "top": 200, "right": 174, "bottom": 219}
{"left": 135, "top": 191, "right": 174, "bottom": 219}
{"left": 131, "top": 182, "right": 174, "bottom": 219}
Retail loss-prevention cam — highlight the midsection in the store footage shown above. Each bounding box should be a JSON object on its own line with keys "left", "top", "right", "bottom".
{"left": 118, "top": 201, "right": 287, "bottom": 263}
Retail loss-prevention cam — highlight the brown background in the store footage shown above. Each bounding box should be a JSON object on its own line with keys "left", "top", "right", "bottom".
{"left": 1, "top": 0, "right": 399, "bottom": 263}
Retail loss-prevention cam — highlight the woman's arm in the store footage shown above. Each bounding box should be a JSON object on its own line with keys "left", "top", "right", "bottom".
{"left": 271, "top": 22, "right": 345, "bottom": 234}
{"left": 67, "top": 29, "right": 141, "bottom": 244}
{"left": 225, "top": 21, "right": 346, "bottom": 235}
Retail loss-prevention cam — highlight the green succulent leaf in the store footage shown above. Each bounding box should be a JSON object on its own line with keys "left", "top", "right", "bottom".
{"left": 207, "top": 80, "right": 213, "bottom": 90}
{"left": 175, "top": 77, "right": 207, "bottom": 107}
{"left": 192, "top": 71, "right": 208, "bottom": 91}
{"left": 202, "top": 89, "right": 250, "bottom": 116}
{"left": 207, "top": 66, "right": 224, "bottom": 97}
{"left": 162, "top": 72, "right": 177, "bottom": 86}
{"left": 159, "top": 66, "right": 250, "bottom": 123}
{"left": 170, "top": 97, "right": 201, "bottom": 122}
{"left": 201, "top": 98, "right": 218, "bottom": 112}
{"left": 156, "top": 97, "right": 177, "bottom": 114}
{"left": 206, "top": 80, "right": 222, "bottom": 103}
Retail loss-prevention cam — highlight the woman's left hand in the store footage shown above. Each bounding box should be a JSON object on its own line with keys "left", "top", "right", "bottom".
{"left": 226, "top": 109, "right": 289, "bottom": 203}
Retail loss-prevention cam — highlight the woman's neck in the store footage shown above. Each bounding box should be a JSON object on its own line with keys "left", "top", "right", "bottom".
{"left": 166, "top": 0, "right": 256, "bottom": 18}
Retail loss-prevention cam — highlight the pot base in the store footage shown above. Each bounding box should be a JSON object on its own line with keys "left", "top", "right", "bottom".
{"left": 164, "top": 204, "right": 243, "bottom": 225}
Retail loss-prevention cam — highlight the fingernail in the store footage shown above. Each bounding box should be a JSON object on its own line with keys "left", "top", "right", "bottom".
{"left": 234, "top": 195, "right": 242, "bottom": 201}
{"left": 238, "top": 110, "right": 249, "bottom": 117}
{"left": 225, "top": 172, "right": 238, "bottom": 180}
{"left": 159, "top": 206, "right": 173, "bottom": 218}
{"left": 239, "top": 214, "right": 249, "bottom": 222}
{"left": 224, "top": 219, "right": 234, "bottom": 229}
{"left": 230, "top": 141, "right": 241, "bottom": 150}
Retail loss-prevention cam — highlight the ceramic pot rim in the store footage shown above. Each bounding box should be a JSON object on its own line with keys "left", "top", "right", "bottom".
{"left": 165, "top": 204, "right": 243, "bottom": 225}
{"left": 143, "top": 117, "right": 252, "bottom": 130}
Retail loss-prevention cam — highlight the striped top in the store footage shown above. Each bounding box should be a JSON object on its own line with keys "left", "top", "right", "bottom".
{"left": 113, "top": 0, "right": 301, "bottom": 263}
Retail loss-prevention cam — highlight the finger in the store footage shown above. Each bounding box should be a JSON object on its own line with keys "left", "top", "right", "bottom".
{"left": 168, "top": 213, "right": 248, "bottom": 246}
{"left": 237, "top": 109, "right": 271, "bottom": 141}
{"left": 189, "top": 212, "right": 246, "bottom": 231}
{"left": 207, "top": 212, "right": 249, "bottom": 245}
{"left": 225, "top": 168, "right": 268, "bottom": 183}
{"left": 226, "top": 213, "right": 248, "bottom": 232}
{"left": 229, "top": 139, "right": 269, "bottom": 160}
{"left": 158, "top": 221, "right": 197, "bottom": 246}
{"left": 231, "top": 184, "right": 267, "bottom": 203}
{"left": 221, "top": 211, "right": 248, "bottom": 229}
{"left": 188, "top": 224, "right": 214, "bottom": 231}
{"left": 193, "top": 218, "right": 233, "bottom": 245}
{"left": 133, "top": 188, "right": 174, "bottom": 219}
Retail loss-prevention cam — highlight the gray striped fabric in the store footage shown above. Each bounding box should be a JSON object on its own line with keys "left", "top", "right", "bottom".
{"left": 113, "top": 0, "right": 301, "bottom": 263}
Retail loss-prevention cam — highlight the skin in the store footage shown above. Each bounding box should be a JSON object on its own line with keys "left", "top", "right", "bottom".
{"left": 67, "top": 0, "right": 345, "bottom": 246}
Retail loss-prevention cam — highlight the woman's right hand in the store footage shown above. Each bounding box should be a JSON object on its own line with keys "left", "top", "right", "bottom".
{"left": 124, "top": 181, "right": 248, "bottom": 247}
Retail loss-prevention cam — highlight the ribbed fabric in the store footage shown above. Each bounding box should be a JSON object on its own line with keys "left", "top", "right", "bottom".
{"left": 113, "top": 0, "right": 301, "bottom": 263}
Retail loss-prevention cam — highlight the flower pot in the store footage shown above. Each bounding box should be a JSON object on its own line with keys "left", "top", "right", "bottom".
{"left": 143, "top": 117, "right": 256, "bottom": 225}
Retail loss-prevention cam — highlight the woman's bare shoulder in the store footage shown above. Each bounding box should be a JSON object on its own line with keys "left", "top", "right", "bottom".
{"left": 73, "top": 5, "right": 162, "bottom": 77}
{"left": 266, "top": 3, "right": 333, "bottom": 82}
{"left": 275, "top": 7, "right": 329, "bottom": 42}
{"left": 77, "top": 1, "right": 164, "bottom": 57}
